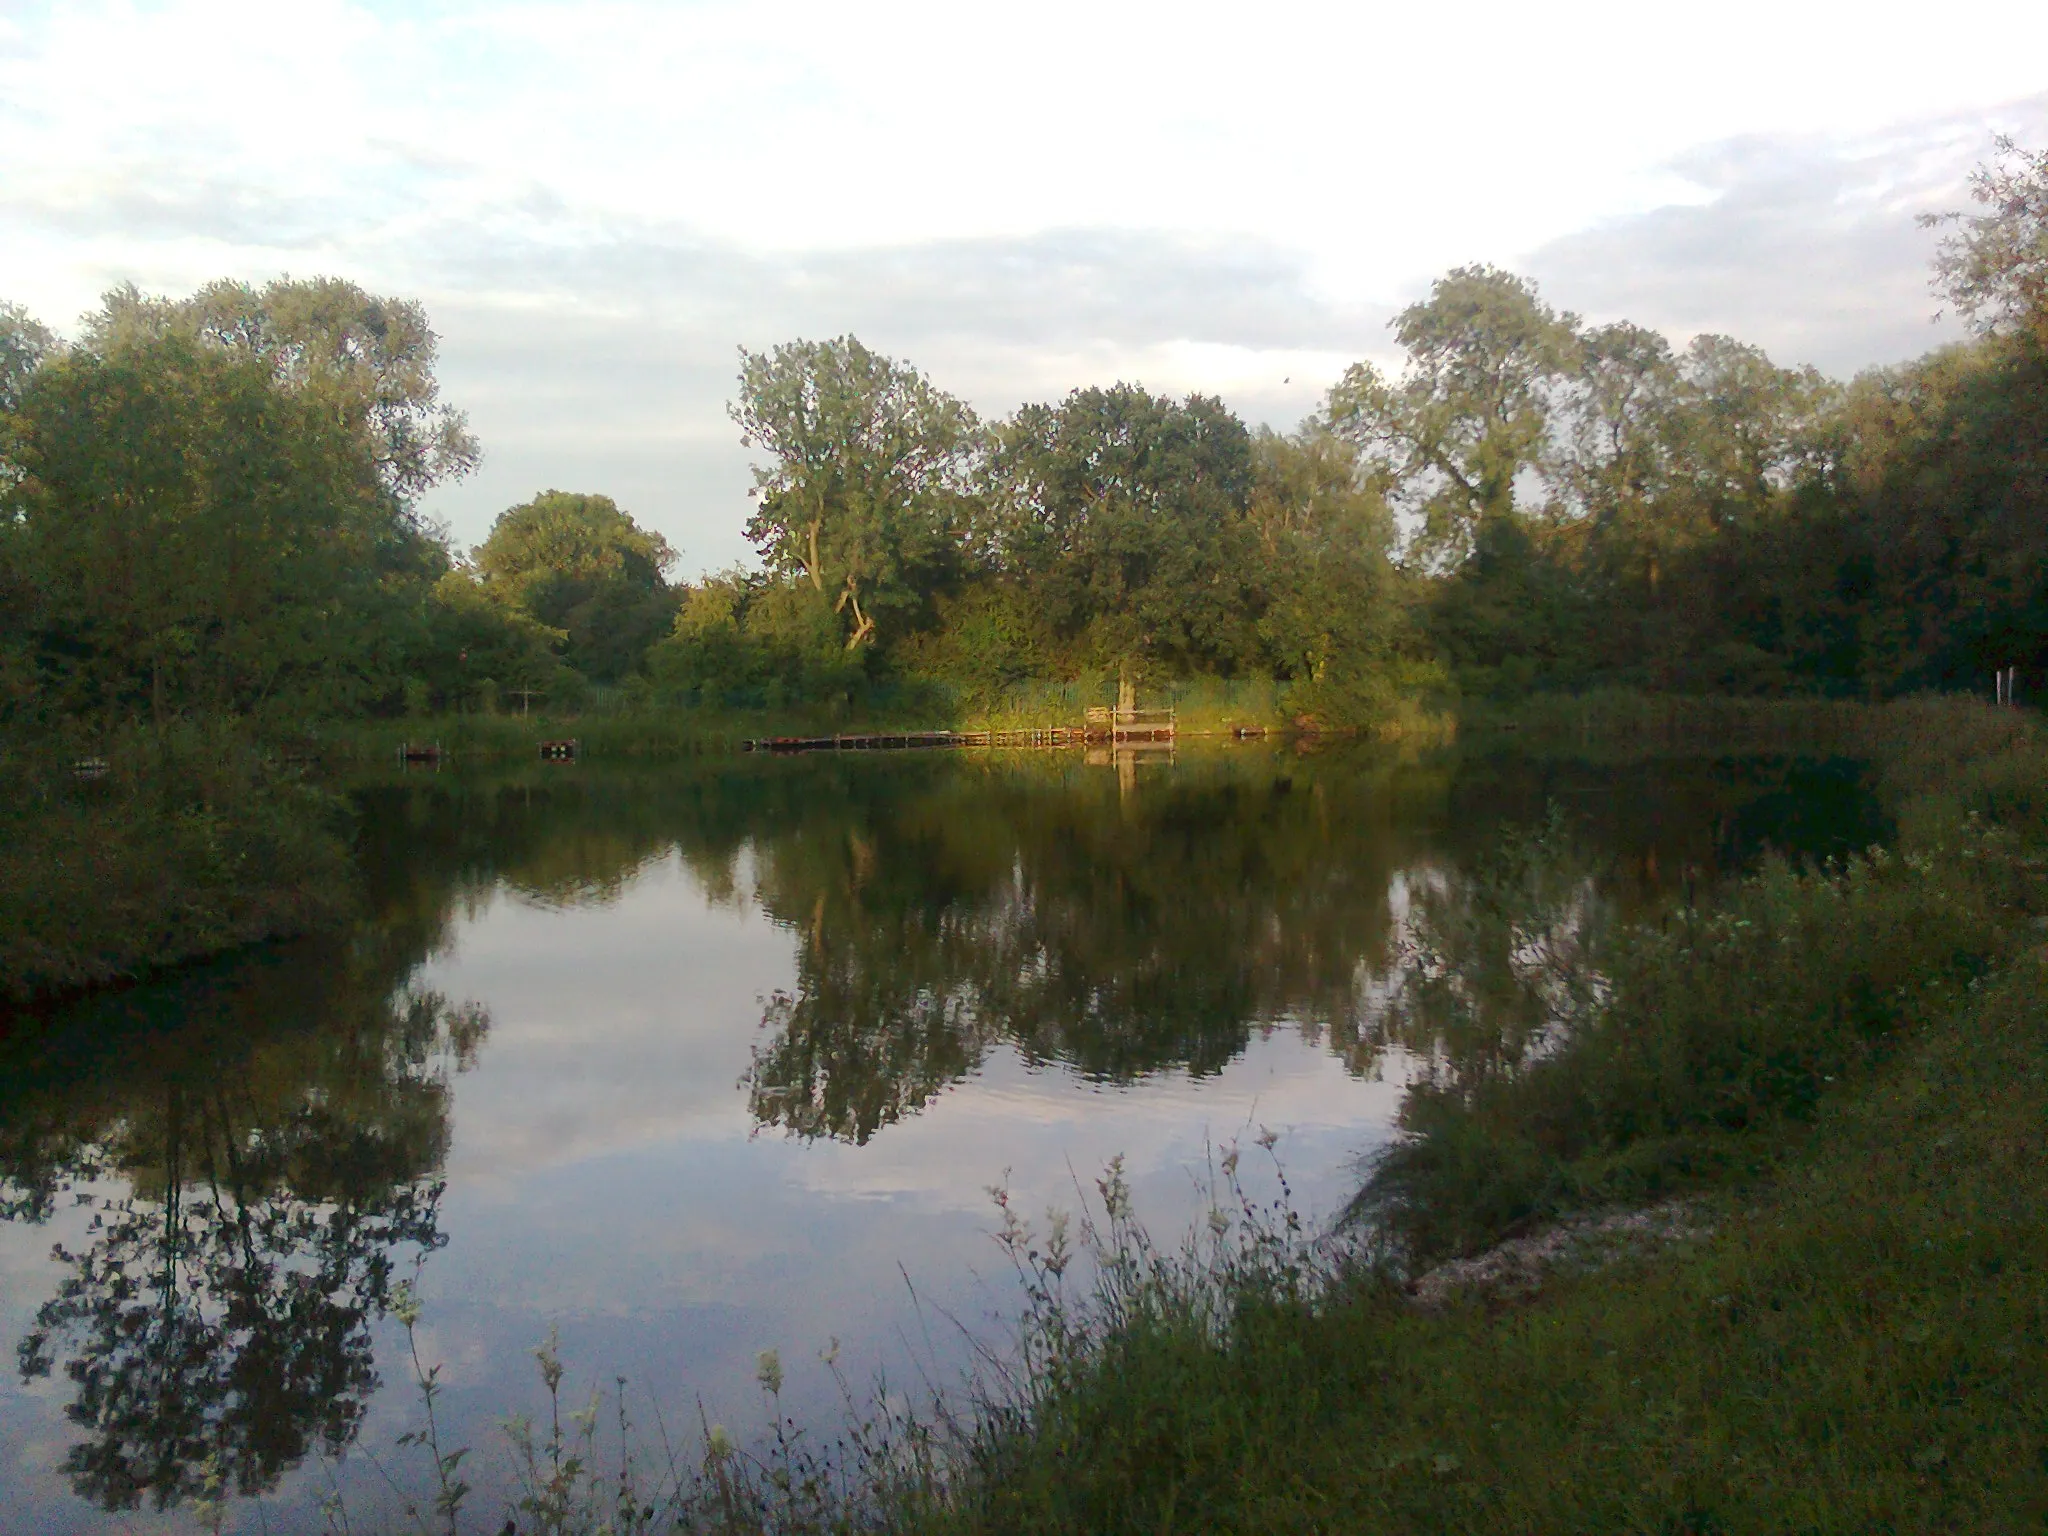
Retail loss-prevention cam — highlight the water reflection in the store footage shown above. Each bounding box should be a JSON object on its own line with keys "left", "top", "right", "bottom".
{"left": 0, "top": 742, "right": 1887, "bottom": 1523}
{"left": 742, "top": 753, "right": 1440, "bottom": 1140}
{"left": 1, "top": 936, "right": 483, "bottom": 1511}
{"left": 734, "top": 750, "right": 1884, "bottom": 1142}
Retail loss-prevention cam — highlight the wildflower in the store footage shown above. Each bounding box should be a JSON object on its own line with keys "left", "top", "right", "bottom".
{"left": 707, "top": 1424, "right": 734, "bottom": 1461}
{"left": 756, "top": 1347, "right": 783, "bottom": 1396}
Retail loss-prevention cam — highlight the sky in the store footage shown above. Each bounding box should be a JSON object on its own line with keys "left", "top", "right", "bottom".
{"left": 3, "top": 0, "right": 2047, "bottom": 573}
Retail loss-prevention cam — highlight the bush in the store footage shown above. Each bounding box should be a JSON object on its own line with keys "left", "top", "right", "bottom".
{"left": 1351, "top": 702, "right": 2040, "bottom": 1264}
{"left": 0, "top": 724, "right": 352, "bottom": 1004}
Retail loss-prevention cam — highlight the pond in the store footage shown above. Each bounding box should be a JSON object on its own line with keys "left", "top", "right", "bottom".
{"left": 0, "top": 740, "right": 1886, "bottom": 1531}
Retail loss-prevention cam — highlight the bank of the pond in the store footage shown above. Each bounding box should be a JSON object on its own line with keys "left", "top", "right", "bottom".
{"left": 305, "top": 675, "right": 1458, "bottom": 767}
{"left": 920, "top": 947, "right": 2048, "bottom": 1535}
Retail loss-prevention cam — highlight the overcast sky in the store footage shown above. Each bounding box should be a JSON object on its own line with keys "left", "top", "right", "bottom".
{"left": 4, "top": 0, "right": 2046, "bottom": 573}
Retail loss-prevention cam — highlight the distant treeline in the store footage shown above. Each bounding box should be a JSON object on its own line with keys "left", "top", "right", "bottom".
{"left": 3, "top": 140, "right": 2046, "bottom": 740}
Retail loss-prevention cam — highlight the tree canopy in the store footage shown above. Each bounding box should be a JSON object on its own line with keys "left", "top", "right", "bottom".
{"left": 81, "top": 277, "right": 479, "bottom": 507}
{"left": 472, "top": 490, "right": 678, "bottom": 684}
{"left": 5, "top": 331, "right": 415, "bottom": 726}
{"left": 733, "top": 335, "right": 979, "bottom": 650}
{"left": 8, "top": 137, "right": 2048, "bottom": 738}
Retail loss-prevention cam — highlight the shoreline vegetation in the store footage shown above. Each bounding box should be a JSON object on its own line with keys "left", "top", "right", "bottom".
{"left": 0, "top": 724, "right": 352, "bottom": 1008}
{"left": 4, "top": 145, "right": 2047, "bottom": 1009}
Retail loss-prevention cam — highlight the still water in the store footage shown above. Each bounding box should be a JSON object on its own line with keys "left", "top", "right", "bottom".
{"left": 0, "top": 742, "right": 1883, "bottom": 1531}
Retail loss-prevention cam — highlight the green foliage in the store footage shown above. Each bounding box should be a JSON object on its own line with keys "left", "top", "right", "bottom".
{"left": 1348, "top": 702, "right": 2042, "bottom": 1265}
{"left": 5, "top": 331, "right": 421, "bottom": 726}
{"left": 473, "top": 490, "right": 678, "bottom": 684}
{"left": 1328, "top": 265, "right": 1578, "bottom": 562}
{"left": 1245, "top": 426, "right": 1413, "bottom": 717}
{"left": 0, "top": 724, "right": 353, "bottom": 1003}
{"left": 80, "top": 276, "right": 479, "bottom": 503}
{"left": 733, "top": 336, "right": 979, "bottom": 650}
{"left": 648, "top": 571, "right": 868, "bottom": 708}
{"left": 982, "top": 383, "right": 1261, "bottom": 671}
{"left": 888, "top": 582, "right": 1063, "bottom": 703}
{"left": 417, "top": 568, "right": 567, "bottom": 709}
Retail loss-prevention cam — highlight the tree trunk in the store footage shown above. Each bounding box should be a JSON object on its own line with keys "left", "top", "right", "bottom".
{"left": 843, "top": 587, "right": 875, "bottom": 650}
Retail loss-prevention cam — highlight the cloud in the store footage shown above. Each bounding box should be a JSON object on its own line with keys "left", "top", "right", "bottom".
{"left": 1523, "top": 93, "right": 2048, "bottom": 375}
{"left": 6, "top": 3, "right": 2047, "bottom": 564}
{"left": 394, "top": 221, "right": 1378, "bottom": 564}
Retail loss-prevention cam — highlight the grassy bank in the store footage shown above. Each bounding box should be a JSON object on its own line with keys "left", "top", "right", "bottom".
{"left": 929, "top": 947, "right": 2048, "bottom": 1533}
{"left": 317, "top": 683, "right": 1938, "bottom": 772}
{"left": 310, "top": 675, "right": 1456, "bottom": 767}
{"left": 0, "top": 726, "right": 352, "bottom": 1006}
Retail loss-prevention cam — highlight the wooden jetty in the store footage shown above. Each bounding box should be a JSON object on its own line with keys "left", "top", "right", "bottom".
{"left": 742, "top": 706, "right": 1179, "bottom": 755}
{"left": 1085, "top": 705, "right": 1178, "bottom": 742}
{"left": 744, "top": 728, "right": 1089, "bottom": 754}
{"left": 396, "top": 741, "right": 444, "bottom": 763}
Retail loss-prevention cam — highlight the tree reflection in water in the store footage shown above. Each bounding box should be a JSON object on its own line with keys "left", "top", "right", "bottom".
{"left": 742, "top": 752, "right": 1439, "bottom": 1141}
{"left": 735, "top": 749, "right": 1884, "bottom": 1143}
{"left": 1, "top": 944, "right": 485, "bottom": 1513}
{"left": 0, "top": 744, "right": 1885, "bottom": 1518}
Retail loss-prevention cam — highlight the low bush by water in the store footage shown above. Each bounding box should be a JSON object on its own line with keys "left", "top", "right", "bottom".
{"left": 0, "top": 725, "right": 351, "bottom": 1005}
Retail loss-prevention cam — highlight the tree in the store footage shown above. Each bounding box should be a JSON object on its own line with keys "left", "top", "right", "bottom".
{"left": 1543, "top": 323, "right": 1702, "bottom": 681}
{"left": 647, "top": 571, "right": 861, "bottom": 707}
{"left": 81, "top": 277, "right": 479, "bottom": 508}
{"left": 419, "top": 567, "right": 566, "bottom": 709}
{"left": 1327, "top": 266, "right": 1579, "bottom": 564}
{"left": 732, "top": 336, "right": 979, "bottom": 650}
{"left": 1671, "top": 334, "right": 1835, "bottom": 522}
{"left": 9, "top": 334, "right": 406, "bottom": 726}
{"left": 0, "top": 301, "right": 58, "bottom": 714}
{"left": 985, "top": 384, "right": 1259, "bottom": 671}
{"left": 1925, "top": 135, "right": 2048, "bottom": 347}
{"left": 1246, "top": 426, "right": 1403, "bottom": 695}
{"left": 1552, "top": 321, "right": 1683, "bottom": 527}
{"left": 472, "top": 490, "right": 677, "bottom": 684}
{"left": 0, "top": 300, "right": 55, "bottom": 415}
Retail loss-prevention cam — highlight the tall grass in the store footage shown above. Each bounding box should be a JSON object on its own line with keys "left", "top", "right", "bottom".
{"left": 903, "top": 953, "right": 2048, "bottom": 1533}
